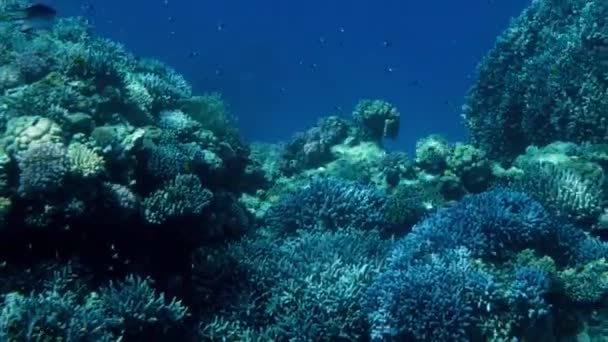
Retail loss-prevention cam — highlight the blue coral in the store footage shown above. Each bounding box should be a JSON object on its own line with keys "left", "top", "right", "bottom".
{"left": 364, "top": 248, "right": 496, "bottom": 341}
{"left": 145, "top": 141, "right": 206, "bottom": 182}
{"left": 509, "top": 267, "right": 551, "bottom": 320}
{"left": 264, "top": 177, "right": 387, "bottom": 234}
{"left": 158, "top": 109, "right": 201, "bottom": 138}
{"left": 0, "top": 271, "right": 188, "bottom": 341}
{"left": 391, "top": 188, "right": 605, "bottom": 266}
{"left": 100, "top": 275, "right": 189, "bottom": 328}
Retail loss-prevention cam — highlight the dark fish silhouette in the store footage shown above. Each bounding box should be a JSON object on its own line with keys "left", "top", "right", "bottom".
{"left": 0, "top": 4, "right": 57, "bottom": 32}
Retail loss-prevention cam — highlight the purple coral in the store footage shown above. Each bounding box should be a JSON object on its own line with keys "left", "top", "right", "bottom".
{"left": 279, "top": 116, "right": 350, "bottom": 174}
{"left": 17, "top": 142, "right": 68, "bottom": 198}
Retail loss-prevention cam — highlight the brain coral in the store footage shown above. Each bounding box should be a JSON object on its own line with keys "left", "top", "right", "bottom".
{"left": 463, "top": 0, "right": 608, "bottom": 160}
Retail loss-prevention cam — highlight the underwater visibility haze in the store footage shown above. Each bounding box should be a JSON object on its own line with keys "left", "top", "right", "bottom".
{"left": 0, "top": 0, "right": 606, "bottom": 340}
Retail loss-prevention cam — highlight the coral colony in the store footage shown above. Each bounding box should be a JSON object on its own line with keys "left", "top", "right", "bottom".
{"left": 0, "top": 0, "right": 606, "bottom": 341}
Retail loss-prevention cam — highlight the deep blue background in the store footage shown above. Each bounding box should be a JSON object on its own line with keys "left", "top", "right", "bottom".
{"left": 50, "top": 0, "right": 530, "bottom": 153}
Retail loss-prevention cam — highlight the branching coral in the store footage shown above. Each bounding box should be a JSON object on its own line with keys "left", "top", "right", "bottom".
{"left": 508, "top": 267, "right": 552, "bottom": 321}
{"left": 511, "top": 161, "right": 604, "bottom": 225}
{"left": 264, "top": 177, "right": 387, "bottom": 235}
{"left": 390, "top": 188, "right": 606, "bottom": 267}
{"left": 199, "top": 227, "right": 390, "bottom": 340}
{"left": 365, "top": 248, "right": 497, "bottom": 341}
{"left": 142, "top": 174, "right": 213, "bottom": 225}
{"left": 0, "top": 270, "right": 189, "bottom": 341}
{"left": 66, "top": 142, "right": 105, "bottom": 179}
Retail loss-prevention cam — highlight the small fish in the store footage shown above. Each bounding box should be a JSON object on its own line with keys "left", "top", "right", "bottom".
{"left": 383, "top": 40, "right": 392, "bottom": 48}
{"left": 0, "top": 4, "right": 57, "bottom": 32}
{"left": 81, "top": 2, "right": 94, "bottom": 13}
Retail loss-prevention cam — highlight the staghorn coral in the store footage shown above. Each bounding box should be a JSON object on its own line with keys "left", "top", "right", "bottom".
{"left": 144, "top": 140, "right": 212, "bottom": 182}
{"left": 0, "top": 270, "right": 189, "bottom": 341}
{"left": 364, "top": 247, "right": 497, "bottom": 341}
{"left": 264, "top": 177, "right": 387, "bottom": 235}
{"left": 129, "top": 72, "right": 191, "bottom": 114}
{"left": 511, "top": 161, "right": 604, "bottom": 225}
{"left": 389, "top": 188, "right": 607, "bottom": 267}
{"left": 124, "top": 73, "right": 154, "bottom": 120}
{"left": 99, "top": 275, "right": 189, "bottom": 333}
{"left": 66, "top": 142, "right": 105, "bottom": 179}
{"left": 508, "top": 267, "right": 552, "bottom": 321}
{"left": 199, "top": 227, "right": 390, "bottom": 341}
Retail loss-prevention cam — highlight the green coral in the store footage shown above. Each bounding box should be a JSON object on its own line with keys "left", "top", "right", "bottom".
{"left": 66, "top": 142, "right": 105, "bottom": 179}
{"left": 179, "top": 93, "right": 239, "bottom": 142}
{"left": 384, "top": 182, "right": 444, "bottom": 232}
{"left": 515, "top": 249, "right": 558, "bottom": 276}
{"left": 352, "top": 99, "right": 400, "bottom": 142}
{"left": 447, "top": 143, "right": 493, "bottom": 192}
{"left": 559, "top": 258, "right": 608, "bottom": 304}
{"left": 415, "top": 134, "right": 452, "bottom": 174}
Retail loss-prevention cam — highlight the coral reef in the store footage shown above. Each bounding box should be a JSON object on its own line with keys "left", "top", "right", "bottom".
{"left": 0, "top": 1, "right": 604, "bottom": 340}
{"left": 264, "top": 176, "right": 387, "bottom": 235}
